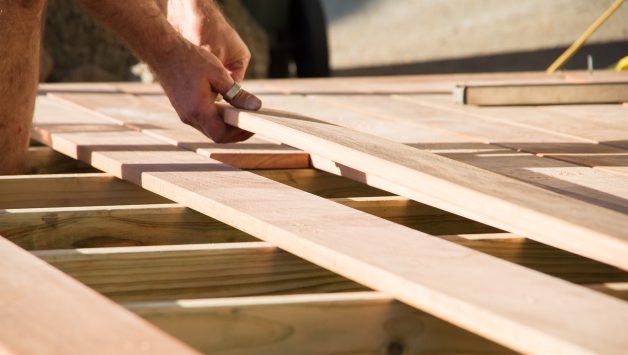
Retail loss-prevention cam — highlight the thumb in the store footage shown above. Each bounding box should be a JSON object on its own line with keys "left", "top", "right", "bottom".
{"left": 199, "top": 45, "right": 262, "bottom": 111}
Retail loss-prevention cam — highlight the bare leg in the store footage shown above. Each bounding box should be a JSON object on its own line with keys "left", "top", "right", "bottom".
{"left": 0, "top": 0, "right": 46, "bottom": 174}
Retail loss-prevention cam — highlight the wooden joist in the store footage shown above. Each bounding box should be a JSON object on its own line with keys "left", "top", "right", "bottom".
{"left": 31, "top": 96, "right": 628, "bottom": 354}
{"left": 0, "top": 204, "right": 254, "bottom": 250}
{"left": 35, "top": 243, "right": 366, "bottom": 302}
{"left": 0, "top": 173, "right": 168, "bottom": 209}
{"left": 454, "top": 81, "right": 628, "bottom": 106}
{"left": 26, "top": 146, "right": 95, "bottom": 174}
{"left": 127, "top": 292, "right": 511, "bottom": 354}
{"left": 36, "top": 239, "right": 627, "bottom": 300}
{"left": 0, "top": 237, "right": 195, "bottom": 354}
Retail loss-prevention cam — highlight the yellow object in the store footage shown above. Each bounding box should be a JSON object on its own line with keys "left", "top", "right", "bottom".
{"left": 616, "top": 56, "right": 628, "bottom": 71}
{"left": 546, "top": 0, "right": 625, "bottom": 73}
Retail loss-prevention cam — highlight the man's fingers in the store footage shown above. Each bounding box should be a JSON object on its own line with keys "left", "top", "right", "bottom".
{"left": 228, "top": 89, "right": 262, "bottom": 111}
{"left": 197, "top": 46, "right": 262, "bottom": 111}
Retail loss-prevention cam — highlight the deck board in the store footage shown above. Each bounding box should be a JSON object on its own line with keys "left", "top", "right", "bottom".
{"left": 29, "top": 91, "right": 628, "bottom": 354}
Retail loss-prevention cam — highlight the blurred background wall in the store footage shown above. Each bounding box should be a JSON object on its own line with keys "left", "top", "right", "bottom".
{"left": 321, "top": 0, "right": 628, "bottom": 75}
{"left": 40, "top": 0, "right": 628, "bottom": 82}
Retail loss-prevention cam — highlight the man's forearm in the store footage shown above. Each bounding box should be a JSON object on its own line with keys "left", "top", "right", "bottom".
{"left": 76, "top": 0, "right": 184, "bottom": 69}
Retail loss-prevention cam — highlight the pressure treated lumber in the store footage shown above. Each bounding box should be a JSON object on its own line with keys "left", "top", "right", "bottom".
{"left": 0, "top": 196, "right": 497, "bottom": 252}
{"left": 0, "top": 237, "right": 195, "bottom": 355}
{"left": 127, "top": 292, "right": 510, "bottom": 354}
{"left": 37, "top": 240, "right": 627, "bottom": 298}
{"left": 27, "top": 146, "right": 95, "bottom": 174}
{"left": 35, "top": 243, "right": 367, "bottom": 302}
{"left": 32, "top": 97, "right": 628, "bottom": 354}
{"left": 0, "top": 204, "right": 254, "bottom": 250}
{"left": 332, "top": 196, "right": 499, "bottom": 235}
{"left": 0, "top": 173, "right": 167, "bottom": 209}
{"left": 224, "top": 108, "right": 628, "bottom": 271}
{"left": 454, "top": 81, "right": 628, "bottom": 105}
{"left": 252, "top": 168, "right": 389, "bottom": 198}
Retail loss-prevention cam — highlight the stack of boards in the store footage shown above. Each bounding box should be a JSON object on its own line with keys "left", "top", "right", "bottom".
{"left": 1, "top": 71, "right": 628, "bottom": 354}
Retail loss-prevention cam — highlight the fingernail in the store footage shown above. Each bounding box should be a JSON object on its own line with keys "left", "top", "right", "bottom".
{"left": 244, "top": 94, "right": 263, "bottom": 111}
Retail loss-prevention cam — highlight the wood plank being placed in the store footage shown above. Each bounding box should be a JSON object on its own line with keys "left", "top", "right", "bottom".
{"left": 32, "top": 96, "right": 628, "bottom": 354}
{"left": 127, "top": 292, "right": 511, "bottom": 355}
{"left": 0, "top": 237, "right": 195, "bottom": 355}
{"left": 223, "top": 107, "right": 628, "bottom": 271}
{"left": 263, "top": 95, "right": 628, "bottom": 212}
{"left": 454, "top": 81, "right": 628, "bottom": 106}
{"left": 35, "top": 243, "right": 366, "bottom": 302}
{"left": 0, "top": 204, "right": 254, "bottom": 250}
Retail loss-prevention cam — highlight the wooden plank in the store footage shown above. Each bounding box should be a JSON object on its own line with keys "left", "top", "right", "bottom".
{"left": 0, "top": 204, "right": 254, "bottom": 250}
{"left": 127, "top": 292, "right": 511, "bottom": 355}
{"left": 0, "top": 237, "right": 195, "bottom": 354}
{"left": 223, "top": 107, "right": 628, "bottom": 271}
{"left": 263, "top": 95, "right": 628, "bottom": 212}
{"left": 35, "top": 243, "right": 367, "bottom": 302}
{"left": 454, "top": 81, "right": 628, "bottom": 106}
{"left": 50, "top": 92, "right": 309, "bottom": 169}
{"left": 391, "top": 94, "right": 628, "bottom": 176}
{"left": 32, "top": 97, "right": 628, "bottom": 354}
{"left": 0, "top": 173, "right": 168, "bottom": 209}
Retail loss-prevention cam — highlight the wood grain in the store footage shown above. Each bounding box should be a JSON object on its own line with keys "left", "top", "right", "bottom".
{"left": 0, "top": 237, "right": 195, "bottom": 354}
{"left": 455, "top": 81, "right": 628, "bottom": 105}
{"left": 31, "top": 97, "right": 628, "bottom": 354}
{"left": 0, "top": 204, "right": 254, "bottom": 250}
{"left": 0, "top": 173, "right": 168, "bottom": 209}
{"left": 35, "top": 243, "right": 367, "bottom": 302}
{"left": 224, "top": 107, "right": 628, "bottom": 271}
{"left": 127, "top": 292, "right": 511, "bottom": 355}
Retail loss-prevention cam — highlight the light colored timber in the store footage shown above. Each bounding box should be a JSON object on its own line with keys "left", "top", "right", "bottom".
{"left": 454, "top": 81, "right": 628, "bottom": 106}
{"left": 0, "top": 173, "right": 168, "bottom": 209}
{"left": 263, "top": 94, "right": 628, "bottom": 212}
{"left": 223, "top": 107, "right": 628, "bottom": 271}
{"left": 35, "top": 243, "right": 367, "bottom": 302}
{"left": 26, "top": 146, "right": 95, "bottom": 174}
{"left": 50, "top": 92, "right": 309, "bottom": 170}
{"left": 390, "top": 94, "right": 628, "bottom": 176}
{"left": 0, "top": 204, "right": 254, "bottom": 250}
{"left": 0, "top": 237, "right": 195, "bottom": 354}
{"left": 32, "top": 96, "right": 628, "bottom": 354}
{"left": 126, "top": 292, "right": 511, "bottom": 355}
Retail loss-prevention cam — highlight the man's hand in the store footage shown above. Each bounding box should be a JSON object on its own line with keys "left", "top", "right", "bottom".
{"left": 155, "top": 39, "right": 260, "bottom": 143}
{"left": 165, "top": 0, "right": 250, "bottom": 82}
{"left": 79, "top": 0, "right": 261, "bottom": 143}
{"left": 157, "top": 0, "right": 261, "bottom": 142}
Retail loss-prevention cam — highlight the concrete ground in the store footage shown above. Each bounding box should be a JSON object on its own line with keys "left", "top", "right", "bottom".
{"left": 320, "top": 0, "right": 628, "bottom": 73}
